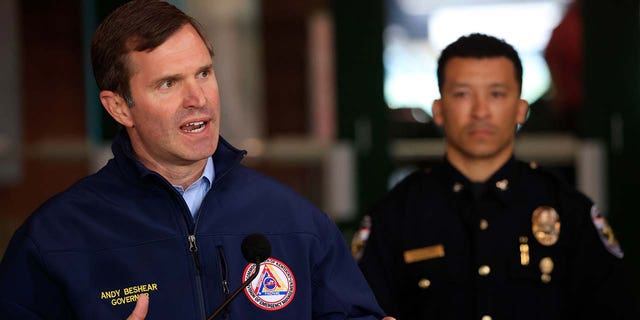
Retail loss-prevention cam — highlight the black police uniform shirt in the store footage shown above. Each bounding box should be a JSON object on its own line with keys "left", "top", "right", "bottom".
{"left": 357, "top": 156, "right": 636, "bottom": 320}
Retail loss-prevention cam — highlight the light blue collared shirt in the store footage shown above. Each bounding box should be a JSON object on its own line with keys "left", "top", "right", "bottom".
{"left": 173, "top": 157, "right": 215, "bottom": 218}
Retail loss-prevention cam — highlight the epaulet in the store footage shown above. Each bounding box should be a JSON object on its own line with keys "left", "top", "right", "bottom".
{"left": 526, "top": 160, "right": 594, "bottom": 215}
{"left": 524, "top": 160, "right": 592, "bottom": 206}
{"left": 391, "top": 168, "right": 431, "bottom": 191}
{"left": 525, "top": 160, "right": 572, "bottom": 191}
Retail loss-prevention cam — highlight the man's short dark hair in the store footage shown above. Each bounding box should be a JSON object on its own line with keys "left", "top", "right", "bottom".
{"left": 91, "top": 0, "right": 213, "bottom": 106}
{"left": 436, "top": 33, "right": 523, "bottom": 93}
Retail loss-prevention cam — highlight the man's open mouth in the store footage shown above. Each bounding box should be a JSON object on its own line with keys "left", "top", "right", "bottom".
{"left": 180, "top": 121, "right": 207, "bottom": 133}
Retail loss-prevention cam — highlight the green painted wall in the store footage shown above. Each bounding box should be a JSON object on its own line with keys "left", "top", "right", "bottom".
{"left": 583, "top": 0, "right": 640, "bottom": 301}
{"left": 334, "top": 0, "right": 392, "bottom": 223}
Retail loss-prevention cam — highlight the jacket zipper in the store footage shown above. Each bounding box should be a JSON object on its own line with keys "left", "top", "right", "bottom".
{"left": 188, "top": 234, "right": 207, "bottom": 320}
{"left": 188, "top": 234, "right": 203, "bottom": 271}
{"left": 217, "top": 246, "right": 231, "bottom": 319}
{"left": 181, "top": 151, "right": 246, "bottom": 320}
{"left": 188, "top": 151, "right": 245, "bottom": 319}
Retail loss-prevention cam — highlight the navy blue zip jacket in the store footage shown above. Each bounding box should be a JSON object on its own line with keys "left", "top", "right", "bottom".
{"left": 0, "top": 131, "right": 385, "bottom": 320}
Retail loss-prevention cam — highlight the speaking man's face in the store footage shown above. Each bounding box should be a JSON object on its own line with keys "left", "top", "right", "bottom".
{"left": 124, "top": 24, "right": 220, "bottom": 172}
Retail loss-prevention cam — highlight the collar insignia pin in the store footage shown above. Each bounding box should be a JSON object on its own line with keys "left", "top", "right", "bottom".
{"left": 495, "top": 179, "right": 509, "bottom": 191}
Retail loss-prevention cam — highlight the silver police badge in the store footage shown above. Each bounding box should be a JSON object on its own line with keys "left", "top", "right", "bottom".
{"left": 531, "top": 206, "right": 561, "bottom": 246}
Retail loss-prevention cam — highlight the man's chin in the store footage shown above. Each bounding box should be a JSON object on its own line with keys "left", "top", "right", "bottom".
{"left": 461, "top": 145, "right": 503, "bottom": 160}
{"left": 178, "top": 145, "right": 217, "bottom": 162}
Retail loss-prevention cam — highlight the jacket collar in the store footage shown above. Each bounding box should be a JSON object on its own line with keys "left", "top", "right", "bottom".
{"left": 111, "top": 129, "right": 246, "bottom": 184}
{"left": 433, "top": 155, "right": 519, "bottom": 204}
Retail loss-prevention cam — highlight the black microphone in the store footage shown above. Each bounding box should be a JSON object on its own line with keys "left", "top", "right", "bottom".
{"left": 207, "top": 233, "right": 271, "bottom": 320}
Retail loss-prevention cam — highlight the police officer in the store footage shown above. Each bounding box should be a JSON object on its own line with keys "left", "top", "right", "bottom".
{"left": 357, "top": 33, "right": 637, "bottom": 319}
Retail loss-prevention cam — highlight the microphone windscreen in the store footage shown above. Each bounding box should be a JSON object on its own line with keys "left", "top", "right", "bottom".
{"left": 241, "top": 233, "right": 272, "bottom": 264}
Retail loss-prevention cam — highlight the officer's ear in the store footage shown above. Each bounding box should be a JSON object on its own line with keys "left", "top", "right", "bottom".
{"left": 100, "top": 90, "right": 134, "bottom": 128}
{"left": 432, "top": 99, "right": 444, "bottom": 126}
{"left": 516, "top": 99, "right": 529, "bottom": 125}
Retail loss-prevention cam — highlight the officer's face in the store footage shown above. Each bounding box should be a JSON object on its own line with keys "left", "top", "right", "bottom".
{"left": 432, "top": 57, "right": 528, "bottom": 163}
{"left": 100, "top": 24, "right": 220, "bottom": 179}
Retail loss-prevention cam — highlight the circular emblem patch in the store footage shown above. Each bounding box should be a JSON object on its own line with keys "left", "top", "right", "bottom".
{"left": 243, "top": 257, "right": 296, "bottom": 311}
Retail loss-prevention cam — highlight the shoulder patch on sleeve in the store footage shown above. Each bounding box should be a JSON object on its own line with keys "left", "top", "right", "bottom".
{"left": 590, "top": 205, "right": 624, "bottom": 259}
{"left": 351, "top": 215, "right": 371, "bottom": 261}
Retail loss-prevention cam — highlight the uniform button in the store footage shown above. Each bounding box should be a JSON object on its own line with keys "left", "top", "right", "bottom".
{"left": 479, "top": 219, "right": 489, "bottom": 230}
{"left": 417, "top": 278, "right": 431, "bottom": 289}
{"left": 481, "top": 315, "right": 492, "bottom": 320}
{"left": 478, "top": 265, "right": 491, "bottom": 276}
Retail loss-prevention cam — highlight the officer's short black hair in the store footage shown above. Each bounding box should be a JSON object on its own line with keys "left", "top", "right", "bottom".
{"left": 436, "top": 33, "right": 523, "bottom": 93}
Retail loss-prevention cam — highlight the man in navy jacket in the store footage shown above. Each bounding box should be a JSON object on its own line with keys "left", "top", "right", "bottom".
{"left": 0, "top": 1, "right": 390, "bottom": 319}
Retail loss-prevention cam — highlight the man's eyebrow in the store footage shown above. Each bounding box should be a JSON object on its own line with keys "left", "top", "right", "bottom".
{"left": 448, "top": 82, "right": 509, "bottom": 88}
{"left": 447, "top": 83, "right": 471, "bottom": 89}
{"left": 489, "top": 83, "right": 509, "bottom": 89}
{"left": 198, "top": 64, "right": 213, "bottom": 73}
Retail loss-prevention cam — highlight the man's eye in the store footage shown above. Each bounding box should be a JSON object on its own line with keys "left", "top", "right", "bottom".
{"left": 160, "top": 80, "right": 174, "bottom": 89}
{"left": 198, "top": 70, "right": 209, "bottom": 78}
{"left": 491, "top": 91, "right": 506, "bottom": 98}
{"left": 452, "top": 92, "right": 468, "bottom": 98}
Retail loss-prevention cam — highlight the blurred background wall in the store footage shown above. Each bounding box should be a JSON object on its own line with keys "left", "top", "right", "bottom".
{"left": 0, "top": 0, "right": 638, "bottom": 301}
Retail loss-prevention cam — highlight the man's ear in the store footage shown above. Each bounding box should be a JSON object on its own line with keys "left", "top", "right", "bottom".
{"left": 100, "top": 90, "right": 134, "bottom": 127}
{"left": 432, "top": 99, "right": 444, "bottom": 126}
{"left": 516, "top": 99, "right": 529, "bottom": 125}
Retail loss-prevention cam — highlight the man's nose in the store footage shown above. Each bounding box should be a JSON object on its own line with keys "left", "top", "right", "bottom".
{"left": 183, "top": 81, "right": 207, "bottom": 108}
{"left": 471, "top": 95, "right": 490, "bottom": 118}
